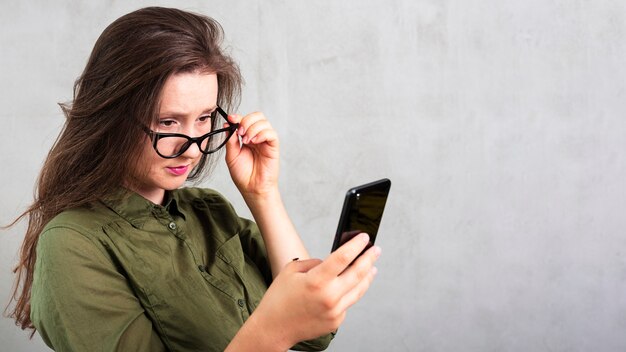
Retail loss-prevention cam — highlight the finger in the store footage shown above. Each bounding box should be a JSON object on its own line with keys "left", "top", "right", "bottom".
{"left": 241, "top": 120, "right": 272, "bottom": 144}
{"left": 336, "top": 265, "right": 377, "bottom": 312}
{"left": 249, "top": 128, "right": 279, "bottom": 148}
{"left": 310, "top": 233, "right": 370, "bottom": 280}
{"left": 224, "top": 122, "right": 242, "bottom": 164}
{"left": 237, "top": 112, "right": 266, "bottom": 137}
{"left": 335, "top": 245, "right": 381, "bottom": 294}
{"left": 227, "top": 113, "right": 243, "bottom": 124}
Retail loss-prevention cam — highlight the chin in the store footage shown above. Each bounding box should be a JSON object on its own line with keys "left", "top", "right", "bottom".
{"left": 161, "top": 180, "right": 187, "bottom": 191}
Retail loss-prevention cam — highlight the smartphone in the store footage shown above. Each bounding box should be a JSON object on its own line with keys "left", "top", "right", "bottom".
{"left": 331, "top": 178, "right": 391, "bottom": 256}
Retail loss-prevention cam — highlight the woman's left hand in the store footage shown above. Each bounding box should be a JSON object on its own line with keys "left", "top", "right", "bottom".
{"left": 224, "top": 111, "right": 280, "bottom": 198}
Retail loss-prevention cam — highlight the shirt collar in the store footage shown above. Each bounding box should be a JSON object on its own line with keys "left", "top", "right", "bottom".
{"left": 164, "top": 190, "right": 186, "bottom": 220}
{"left": 101, "top": 188, "right": 186, "bottom": 228}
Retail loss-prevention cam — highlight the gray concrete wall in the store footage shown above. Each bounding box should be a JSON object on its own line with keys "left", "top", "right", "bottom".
{"left": 2, "top": 1, "right": 625, "bottom": 351}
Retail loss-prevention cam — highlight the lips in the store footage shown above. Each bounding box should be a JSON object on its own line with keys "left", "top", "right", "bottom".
{"left": 166, "top": 165, "right": 189, "bottom": 176}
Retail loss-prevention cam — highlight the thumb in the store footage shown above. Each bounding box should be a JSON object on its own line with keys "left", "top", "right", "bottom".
{"left": 224, "top": 123, "right": 241, "bottom": 165}
{"left": 285, "top": 258, "right": 323, "bottom": 273}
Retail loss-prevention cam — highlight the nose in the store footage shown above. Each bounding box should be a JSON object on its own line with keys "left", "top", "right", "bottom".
{"left": 178, "top": 125, "right": 204, "bottom": 159}
{"left": 179, "top": 139, "right": 202, "bottom": 159}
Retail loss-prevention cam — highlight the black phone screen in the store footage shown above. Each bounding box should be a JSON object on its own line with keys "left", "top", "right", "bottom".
{"left": 331, "top": 178, "right": 391, "bottom": 253}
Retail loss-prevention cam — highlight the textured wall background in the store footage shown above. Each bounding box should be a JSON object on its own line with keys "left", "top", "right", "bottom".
{"left": 2, "top": 1, "right": 625, "bottom": 351}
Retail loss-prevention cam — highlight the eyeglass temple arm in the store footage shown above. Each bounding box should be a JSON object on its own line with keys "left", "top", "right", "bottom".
{"left": 139, "top": 124, "right": 154, "bottom": 137}
{"left": 216, "top": 106, "right": 239, "bottom": 128}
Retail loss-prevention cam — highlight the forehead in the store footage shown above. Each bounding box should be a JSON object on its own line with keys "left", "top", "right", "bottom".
{"left": 159, "top": 72, "right": 218, "bottom": 115}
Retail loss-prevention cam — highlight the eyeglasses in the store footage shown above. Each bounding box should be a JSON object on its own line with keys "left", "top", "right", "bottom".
{"left": 142, "top": 106, "right": 239, "bottom": 159}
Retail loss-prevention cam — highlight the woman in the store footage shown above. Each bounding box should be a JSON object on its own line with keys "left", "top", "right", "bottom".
{"left": 7, "top": 6, "right": 380, "bottom": 352}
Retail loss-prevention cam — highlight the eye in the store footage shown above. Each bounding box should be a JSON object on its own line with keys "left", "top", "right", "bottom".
{"left": 158, "top": 119, "right": 177, "bottom": 128}
{"left": 198, "top": 115, "right": 212, "bottom": 123}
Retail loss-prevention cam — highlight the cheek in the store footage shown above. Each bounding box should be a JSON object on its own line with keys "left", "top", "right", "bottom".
{"left": 131, "top": 140, "right": 159, "bottom": 181}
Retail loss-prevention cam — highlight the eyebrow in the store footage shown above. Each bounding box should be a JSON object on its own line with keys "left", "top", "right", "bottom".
{"left": 158, "top": 105, "right": 218, "bottom": 118}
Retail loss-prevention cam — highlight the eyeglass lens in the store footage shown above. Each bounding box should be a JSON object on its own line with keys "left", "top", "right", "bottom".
{"left": 155, "top": 129, "right": 232, "bottom": 157}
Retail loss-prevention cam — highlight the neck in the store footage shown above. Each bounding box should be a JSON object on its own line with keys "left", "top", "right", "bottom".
{"left": 124, "top": 181, "right": 166, "bottom": 205}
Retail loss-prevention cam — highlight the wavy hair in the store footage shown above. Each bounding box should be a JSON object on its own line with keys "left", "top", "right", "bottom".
{"left": 6, "top": 6, "right": 242, "bottom": 332}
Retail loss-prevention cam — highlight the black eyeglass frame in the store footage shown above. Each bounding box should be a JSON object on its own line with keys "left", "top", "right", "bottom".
{"left": 142, "top": 106, "right": 239, "bottom": 159}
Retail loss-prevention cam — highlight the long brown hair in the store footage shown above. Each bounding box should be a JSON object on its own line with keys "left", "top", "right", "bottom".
{"left": 6, "top": 6, "right": 242, "bottom": 332}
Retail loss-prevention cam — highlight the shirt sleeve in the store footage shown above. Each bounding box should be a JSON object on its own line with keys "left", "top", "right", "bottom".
{"left": 31, "top": 226, "right": 166, "bottom": 352}
{"left": 291, "top": 332, "right": 336, "bottom": 351}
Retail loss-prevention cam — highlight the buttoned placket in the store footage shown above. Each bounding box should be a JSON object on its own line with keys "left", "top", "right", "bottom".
{"left": 144, "top": 200, "right": 255, "bottom": 323}
{"left": 188, "top": 199, "right": 252, "bottom": 320}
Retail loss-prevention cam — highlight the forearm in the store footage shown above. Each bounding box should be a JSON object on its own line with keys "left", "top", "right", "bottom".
{"left": 243, "top": 188, "right": 309, "bottom": 278}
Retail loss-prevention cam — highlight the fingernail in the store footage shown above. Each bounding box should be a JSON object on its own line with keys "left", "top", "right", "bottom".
{"left": 238, "top": 126, "right": 245, "bottom": 135}
{"left": 371, "top": 267, "right": 378, "bottom": 276}
{"left": 360, "top": 233, "right": 370, "bottom": 244}
{"left": 373, "top": 246, "right": 382, "bottom": 258}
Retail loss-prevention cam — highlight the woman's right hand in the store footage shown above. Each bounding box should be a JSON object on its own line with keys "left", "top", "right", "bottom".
{"left": 250, "top": 233, "right": 381, "bottom": 349}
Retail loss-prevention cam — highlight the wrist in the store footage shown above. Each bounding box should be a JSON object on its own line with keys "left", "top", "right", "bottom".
{"left": 235, "top": 308, "right": 293, "bottom": 351}
{"left": 241, "top": 186, "right": 282, "bottom": 209}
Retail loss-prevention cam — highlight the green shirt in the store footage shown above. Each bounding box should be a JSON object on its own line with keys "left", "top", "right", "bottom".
{"left": 31, "top": 187, "right": 333, "bottom": 351}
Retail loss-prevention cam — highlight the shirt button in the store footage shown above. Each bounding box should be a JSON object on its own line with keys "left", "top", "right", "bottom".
{"left": 168, "top": 222, "right": 177, "bottom": 230}
{"left": 237, "top": 299, "right": 245, "bottom": 308}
